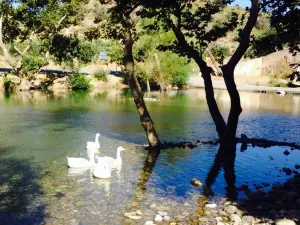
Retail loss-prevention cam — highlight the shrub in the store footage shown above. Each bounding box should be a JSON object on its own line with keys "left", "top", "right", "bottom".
{"left": 3, "top": 78, "right": 16, "bottom": 92}
{"left": 22, "top": 55, "right": 45, "bottom": 73}
{"left": 94, "top": 69, "right": 108, "bottom": 82}
{"left": 70, "top": 73, "right": 90, "bottom": 91}
{"left": 210, "top": 44, "right": 230, "bottom": 65}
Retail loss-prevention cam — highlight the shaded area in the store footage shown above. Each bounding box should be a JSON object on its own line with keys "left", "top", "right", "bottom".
{"left": 0, "top": 146, "right": 45, "bottom": 225}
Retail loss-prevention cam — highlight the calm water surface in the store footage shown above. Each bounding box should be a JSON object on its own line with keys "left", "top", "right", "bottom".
{"left": 0, "top": 89, "right": 300, "bottom": 224}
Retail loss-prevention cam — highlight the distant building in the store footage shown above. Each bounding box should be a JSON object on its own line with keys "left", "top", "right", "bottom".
{"left": 99, "top": 51, "right": 108, "bottom": 62}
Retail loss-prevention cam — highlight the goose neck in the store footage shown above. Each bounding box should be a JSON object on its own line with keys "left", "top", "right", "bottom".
{"left": 116, "top": 149, "right": 122, "bottom": 160}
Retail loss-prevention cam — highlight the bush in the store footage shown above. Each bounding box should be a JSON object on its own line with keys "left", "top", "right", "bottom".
{"left": 22, "top": 55, "right": 45, "bottom": 73}
{"left": 70, "top": 73, "right": 90, "bottom": 91}
{"left": 94, "top": 69, "right": 108, "bottom": 82}
{"left": 3, "top": 78, "right": 16, "bottom": 92}
{"left": 210, "top": 44, "right": 230, "bottom": 65}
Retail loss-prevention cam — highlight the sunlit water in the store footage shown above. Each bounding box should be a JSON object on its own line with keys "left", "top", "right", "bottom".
{"left": 0, "top": 89, "right": 300, "bottom": 224}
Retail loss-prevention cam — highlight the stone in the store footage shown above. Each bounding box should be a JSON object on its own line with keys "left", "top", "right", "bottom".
{"left": 283, "top": 150, "right": 290, "bottom": 156}
{"left": 170, "top": 223, "right": 176, "bottom": 225}
{"left": 242, "top": 215, "right": 255, "bottom": 223}
{"left": 224, "top": 201, "right": 232, "bottom": 206}
{"left": 205, "top": 203, "right": 217, "bottom": 209}
{"left": 217, "top": 222, "right": 226, "bottom": 225}
{"left": 128, "top": 215, "right": 142, "bottom": 220}
{"left": 124, "top": 212, "right": 136, "bottom": 217}
{"left": 181, "top": 212, "right": 189, "bottom": 217}
{"left": 163, "top": 215, "right": 170, "bottom": 222}
{"left": 198, "top": 217, "right": 209, "bottom": 222}
{"left": 157, "top": 211, "right": 167, "bottom": 216}
{"left": 215, "top": 216, "right": 223, "bottom": 222}
{"left": 191, "top": 178, "right": 203, "bottom": 187}
{"left": 282, "top": 167, "right": 292, "bottom": 175}
{"left": 275, "top": 219, "right": 296, "bottom": 225}
{"left": 295, "top": 165, "right": 300, "bottom": 169}
{"left": 144, "top": 221, "right": 154, "bottom": 225}
{"left": 136, "top": 210, "right": 143, "bottom": 215}
{"left": 235, "top": 209, "right": 243, "bottom": 217}
{"left": 154, "top": 214, "right": 163, "bottom": 223}
{"left": 149, "top": 203, "right": 157, "bottom": 209}
{"left": 230, "top": 214, "right": 242, "bottom": 225}
{"left": 224, "top": 205, "right": 237, "bottom": 215}
{"left": 17, "top": 78, "right": 32, "bottom": 91}
{"left": 220, "top": 210, "right": 228, "bottom": 217}
{"left": 52, "top": 77, "right": 69, "bottom": 90}
{"left": 175, "top": 215, "right": 186, "bottom": 222}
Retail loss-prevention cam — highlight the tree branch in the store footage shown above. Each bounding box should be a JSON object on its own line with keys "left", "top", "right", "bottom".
{"left": 225, "top": 0, "right": 260, "bottom": 70}
{"left": 0, "top": 15, "right": 15, "bottom": 67}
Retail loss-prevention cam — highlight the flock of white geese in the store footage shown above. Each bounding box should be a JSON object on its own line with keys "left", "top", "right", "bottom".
{"left": 67, "top": 133, "right": 126, "bottom": 179}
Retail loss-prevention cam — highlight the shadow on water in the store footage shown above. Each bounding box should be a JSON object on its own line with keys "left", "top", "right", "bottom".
{"left": 131, "top": 148, "right": 160, "bottom": 211}
{"left": 205, "top": 141, "right": 237, "bottom": 200}
{"left": 0, "top": 146, "right": 45, "bottom": 225}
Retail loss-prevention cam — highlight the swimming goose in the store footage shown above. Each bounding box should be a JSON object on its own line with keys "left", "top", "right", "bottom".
{"left": 67, "top": 148, "right": 96, "bottom": 168}
{"left": 93, "top": 158, "right": 111, "bottom": 179}
{"left": 96, "top": 146, "right": 126, "bottom": 169}
{"left": 86, "top": 133, "right": 100, "bottom": 150}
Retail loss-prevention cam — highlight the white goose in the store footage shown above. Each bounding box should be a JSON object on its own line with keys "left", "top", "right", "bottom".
{"left": 67, "top": 148, "right": 96, "bottom": 168}
{"left": 96, "top": 146, "right": 126, "bottom": 169}
{"left": 86, "top": 133, "right": 100, "bottom": 150}
{"left": 93, "top": 158, "right": 111, "bottom": 179}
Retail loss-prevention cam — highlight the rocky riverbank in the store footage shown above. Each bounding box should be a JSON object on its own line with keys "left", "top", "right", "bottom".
{"left": 0, "top": 73, "right": 126, "bottom": 92}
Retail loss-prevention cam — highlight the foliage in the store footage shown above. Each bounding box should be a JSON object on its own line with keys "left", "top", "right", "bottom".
{"left": 22, "top": 55, "right": 46, "bottom": 73}
{"left": 210, "top": 44, "right": 230, "bottom": 65}
{"left": 94, "top": 69, "right": 108, "bottom": 82}
{"left": 3, "top": 78, "right": 16, "bottom": 92}
{"left": 70, "top": 73, "right": 90, "bottom": 91}
{"left": 107, "top": 40, "right": 123, "bottom": 65}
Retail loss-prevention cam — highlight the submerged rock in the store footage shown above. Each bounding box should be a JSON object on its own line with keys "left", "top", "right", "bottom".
{"left": 283, "top": 150, "right": 291, "bottom": 156}
{"left": 275, "top": 219, "right": 296, "bottom": 225}
{"left": 205, "top": 203, "right": 217, "bottom": 209}
{"left": 230, "top": 214, "right": 242, "bottom": 225}
{"left": 191, "top": 178, "right": 203, "bottom": 187}
{"left": 295, "top": 164, "right": 300, "bottom": 170}
{"left": 282, "top": 167, "right": 292, "bottom": 175}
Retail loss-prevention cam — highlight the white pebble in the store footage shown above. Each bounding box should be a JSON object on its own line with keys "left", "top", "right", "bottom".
{"left": 154, "top": 214, "right": 163, "bottom": 222}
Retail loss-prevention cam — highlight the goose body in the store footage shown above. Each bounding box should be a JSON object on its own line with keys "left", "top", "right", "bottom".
{"left": 67, "top": 148, "right": 96, "bottom": 168}
{"left": 97, "top": 146, "right": 126, "bottom": 169}
{"left": 93, "top": 158, "right": 111, "bottom": 179}
{"left": 86, "top": 133, "right": 100, "bottom": 150}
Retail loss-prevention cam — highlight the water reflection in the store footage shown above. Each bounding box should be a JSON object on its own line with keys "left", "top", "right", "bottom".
{"left": 93, "top": 178, "right": 111, "bottom": 197}
{"left": 205, "top": 142, "right": 237, "bottom": 200}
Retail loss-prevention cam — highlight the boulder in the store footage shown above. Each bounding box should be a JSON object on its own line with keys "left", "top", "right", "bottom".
{"left": 17, "top": 78, "right": 32, "bottom": 91}
{"left": 275, "top": 219, "right": 296, "bottom": 225}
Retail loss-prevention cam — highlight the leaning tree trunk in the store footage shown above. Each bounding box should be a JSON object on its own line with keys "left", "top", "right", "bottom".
{"left": 194, "top": 57, "right": 227, "bottom": 140}
{"left": 124, "top": 30, "right": 161, "bottom": 147}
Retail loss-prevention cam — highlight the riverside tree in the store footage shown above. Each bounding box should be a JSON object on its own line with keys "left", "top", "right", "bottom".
{"left": 141, "top": 0, "right": 261, "bottom": 145}
{"left": 0, "top": 0, "right": 81, "bottom": 76}
{"left": 99, "top": 0, "right": 160, "bottom": 147}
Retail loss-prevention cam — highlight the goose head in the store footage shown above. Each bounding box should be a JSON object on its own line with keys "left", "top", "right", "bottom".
{"left": 117, "top": 146, "right": 126, "bottom": 152}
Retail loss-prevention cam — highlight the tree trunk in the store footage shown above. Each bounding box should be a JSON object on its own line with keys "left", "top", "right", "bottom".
{"left": 222, "top": 66, "right": 242, "bottom": 145}
{"left": 124, "top": 29, "right": 160, "bottom": 147}
{"left": 146, "top": 78, "right": 151, "bottom": 92}
{"left": 194, "top": 57, "right": 227, "bottom": 140}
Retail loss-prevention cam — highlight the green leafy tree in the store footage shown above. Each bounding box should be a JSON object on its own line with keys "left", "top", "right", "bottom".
{"left": 141, "top": 0, "right": 261, "bottom": 144}
{"left": 0, "top": 0, "right": 82, "bottom": 75}
{"left": 210, "top": 44, "right": 230, "bottom": 65}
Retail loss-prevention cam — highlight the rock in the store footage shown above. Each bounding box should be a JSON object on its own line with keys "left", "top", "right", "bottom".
{"left": 17, "top": 78, "right": 32, "bottom": 91}
{"left": 163, "top": 215, "right": 170, "bottom": 222}
{"left": 282, "top": 167, "right": 292, "bottom": 175}
{"left": 205, "top": 203, "right": 217, "bottom": 209}
{"left": 52, "top": 77, "right": 69, "bottom": 90}
{"left": 275, "top": 219, "right": 296, "bottom": 225}
{"left": 124, "top": 212, "right": 137, "bottom": 218}
{"left": 149, "top": 203, "right": 157, "bottom": 209}
{"left": 136, "top": 210, "right": 143, "bottom": 215}
{"left": 235, "top": 209, "right": 243, "bottom": 217}
{"left": 217, "top": 222, "right": 226, "bottom": 225}
{"left": 283, "top": 150, "right": 290, "bottom": 156}
{"left": 215, "top": 216, "right": 223, "bottom": 222}
{"left": 154, "top": 214, "right": 163, "bottom": 223}
{"left": 295, "top": 165, "right": 300, "bottom": 169}
{"left": 230, "top": 214, "right": 242, "bottom": 224}
{"left": 224, "top": 205, "right": 237, "bottom": 215}
{"left": 181, "top": 211, "right": 189, "bottom": 217}
{"left": 128, "top": 215, "right": 142, "bottom": 220}
{"left": 157, "top": 211, "right": 167, "bottom": 216}
{"left": 224, "top": 201, "right": 232, "bottom": 206}
{"left": 175, "top": 215, "right": 186, "bottom": 222}
{"left": 144, "top": 221, "right": 154, "bottom": 225}
{"left": 6, "top": 74, "right": 21, "bottom": 84}
{"left": 198, "top": 217, "right": 209, "bottom": 222}
{"left": 241, "top": 134, "right": 248, "bottom": 143}
{"left": 242, "top": 215, "right": 255, "bottom": 223}
{"left": 219, "top": 210, "right": 228, "bottom": 217}
{"left": 169, "top": 223, "right": 176, "bottom": 225}
{"left": 191, "top": 178, "right": 203, "bottom": 187}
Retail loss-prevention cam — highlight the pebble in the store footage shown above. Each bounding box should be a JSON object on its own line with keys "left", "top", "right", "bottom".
{"left": 149, "top": 204, "right": 157, "bottom": 209}
{"left": 283, "top": 150, "right": 290, "bottom": 156}
{"left": 144, "top": 221, "right": 154, "bottom": 225}
{"left": 154, "top": 214, "right": 163, "bottom": 222}
{"left": 181, "top": 211, "right": 189, "bottom": 217}
{"left": 242, "top": 215, "right": 255, "bottom": 223}
{"left": 215, "top": 216, "right": 223, "bottom": 222}
{"left": 205, "top": 203, "right": 217, "bottom": 209}
{"left": 275, "top": 219, "right": 296, "bottom": 225}
{"left": 128, "top": 215, "right": 142, "bottom": 220}
{"left": 224, "top": 205, "right": 237, "bottom": 215}
{"left": 224, "top": 201, "right": 232, "bottom": 206}
{"left": 295, "top": 164, "right": 300, "bottom": 169}
{"left": 124, "top": 212, "right": 136, "bottom": 217}
{"left": 198, "top": 217, "right": 209, "bottom": 222}
{"left": 219, "top": 210, "right": 228, "bottom": 217}
{"left": 163, "top": 215, "right": 170, "bottom": 222}
{"left": 136, "top": 210, "right": 143, "bottom": 215}
{"left": 157, "top": 211, "right": 167, "bottom": 216}
{"left": 230, "top": 214, "right": 242, "bottom": 224}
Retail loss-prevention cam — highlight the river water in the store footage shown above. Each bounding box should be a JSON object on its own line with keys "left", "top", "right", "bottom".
{"left": 0, "top": 89, "right": 300, "bottom": 224}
